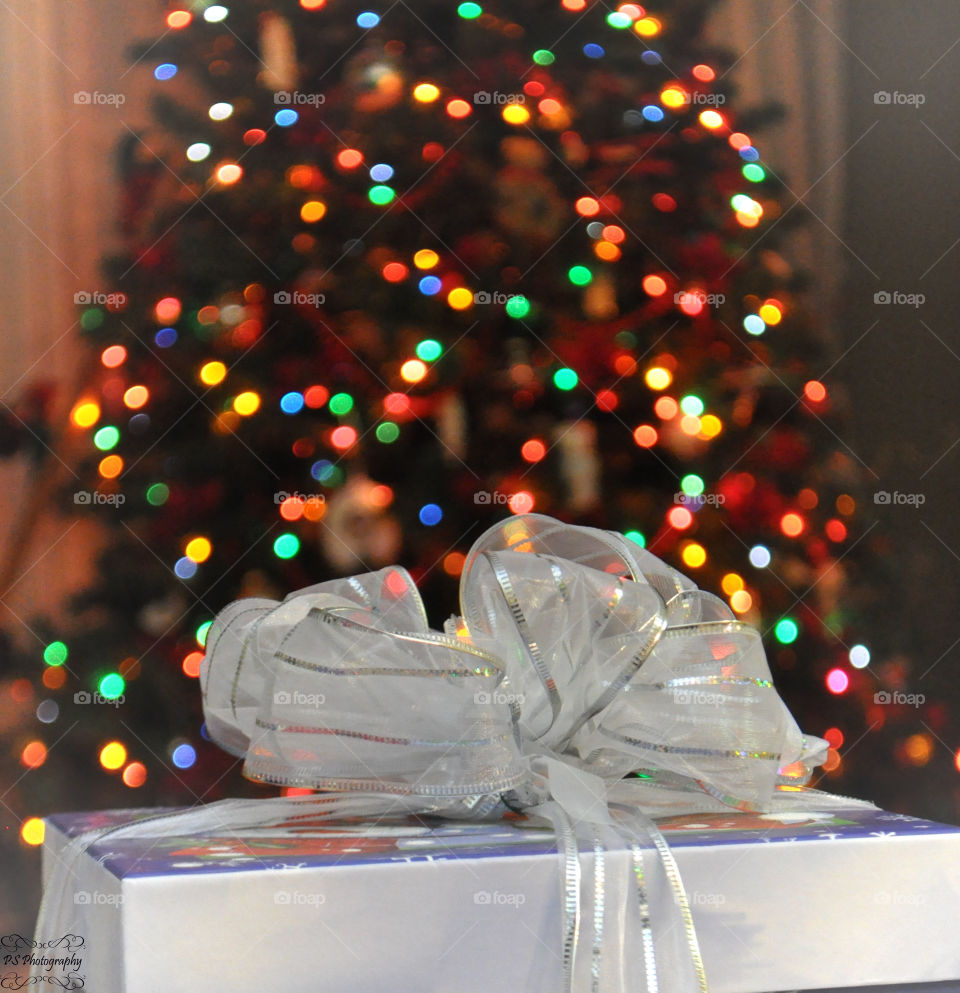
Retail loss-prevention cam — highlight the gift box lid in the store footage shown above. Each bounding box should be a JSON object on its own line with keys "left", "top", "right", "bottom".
{"left": 46, "top": 804, "right": 960, "bottom": 879}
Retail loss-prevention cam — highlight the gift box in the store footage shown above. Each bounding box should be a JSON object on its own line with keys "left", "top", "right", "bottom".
{"left": 38, "top": 802, "right": 960, "bottom": 993}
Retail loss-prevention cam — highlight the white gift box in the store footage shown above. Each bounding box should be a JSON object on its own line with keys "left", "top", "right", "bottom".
{"left": 35, "top": 803, "right": 960, "bottom": 993}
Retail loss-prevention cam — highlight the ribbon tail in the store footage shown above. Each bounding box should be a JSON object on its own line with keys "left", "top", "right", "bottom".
{"left": 610, "top": 803, "right": 709, "bottom": 993}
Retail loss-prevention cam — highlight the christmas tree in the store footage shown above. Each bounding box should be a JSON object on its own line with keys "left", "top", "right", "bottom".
{"left": 10, "top": 0, "right": 921, "bottom": 856}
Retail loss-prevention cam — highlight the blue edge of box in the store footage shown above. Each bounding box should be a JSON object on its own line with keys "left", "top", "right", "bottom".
{"left": 48, "top": 804, "right": 960, "bottom": 880}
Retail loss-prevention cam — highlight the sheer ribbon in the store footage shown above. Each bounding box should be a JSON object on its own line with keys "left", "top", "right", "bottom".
{"left": 35, "top": 514, "right": 873, "bottom": 991}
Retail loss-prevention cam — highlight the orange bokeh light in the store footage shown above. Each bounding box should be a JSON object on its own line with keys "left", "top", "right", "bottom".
{"left": 101, "top": 345, "right": 127, "bottom": 368}
{"left": 182, "top": 652, "right": 204, "bottom": 678}
{"left": 642, "top": 275, "right": 668, "bottom": 297}
{"left": 633, "top": 424, "right": 658, "bottom": 448}
{"left": 780, "top": 512, "right": 805, "bottom": 537}
{"left": 521, "top": 439, "right": 547, "bottom": 462}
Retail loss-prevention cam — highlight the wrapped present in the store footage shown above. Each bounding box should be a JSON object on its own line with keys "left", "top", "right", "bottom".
{"left": 32, "top": 515, "right": 959, "bottom": 992}
{"left": 38, "top": 801, "right": 960, "bottom": 993}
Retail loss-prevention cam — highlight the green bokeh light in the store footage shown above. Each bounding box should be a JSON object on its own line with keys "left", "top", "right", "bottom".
{"left": 505, "top": 295, "right": 530, "bottom": 318}
{"left": 93, "top": 426, "right": 120, "bottom": 451}
{"left": 680, "top": 394, "right": 705, "bottom": 417}
{"left": 274, "top": 533, "right": 301, "bottom": 559}
{"left": 742, "top": 163, "right": 766, "bottom": 183}
{"left": 80, "top": 308, "right": 104, "bottom": 331}
{"left": 329, "top": 392, "right": 354, "bottom": 415}
{"left": 195, "top": 620, "right": 212, "bottom": 647}
{"left": 458, "top": 2, "right": 482, "bottom": 17}
{"left": 43, "top": 641, "right": 68, "bottom": 667}
{"left": 553, "top": 368, "right": 578, "bottom": 391}
{"left": 98, "top": 673, "right": 125, "bottom": 700}
{"left": 624, "top": 530, "right": 646, "bottom": 547}
{"left": 368, "top": 185, "right": 395, "bottom": 205}
{"left": 146, "top": 483, "right": 169, "bottom": 506}
{"left": 680, "top": 474, "right": 705, "bottom": 497}
{"left": 533, "top": 49, "right": 555, "bottom": 65}
{"left": 415, "top": 339, "right": 443, "bottom": 362}
{"left": 376, "top": 422, "right": 400, "bottom": 443}
{"left": 774, "top": 618, "right": 799, "bottom": 644}
{"left": 568, "top": 265, "right": 593, "bottom": 286}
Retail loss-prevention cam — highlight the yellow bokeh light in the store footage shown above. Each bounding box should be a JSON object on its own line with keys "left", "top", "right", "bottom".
{"left": 759, "top": 303, "right": 782, "bottom": 325}
{"left": 699, "top": 110, "right": 724, "bottom": 129}
{"left": 413, "top": 83, "right": 440, "bottom": 103}
{"left": 400, "top": 359, "right": 428, "bottom": 384}
{"left": 185, "top": 537, "right": 212, "bottom": 563}
{"left": 413, "top": 249, "right": 439, "bottom": 269}
{"left": 200, "top": 361, "right": 227, "bottom": 386}
{"left": 447, "top": 287, "right": 473, "bottom": 310}
{"left": 635, "top": 16, "right": 661, "bottom": 36}
{"left": 72, "top": 401, "right": 100, "bottom": 428}
{"left": 681, "top": 542, "right": 707, "bottom": 569}
{"left": 502, "top": 104, "right": 531, "bottom": 125}
{"left": 99, "top": 741, "right": 127, "bottom": 771}
{"left": 300, "top": 200, "right": 327, "bottom": 222}
{"left": 660, "top": 86, "right": 687, "bottom": 108}
{"left": 730, "top": 589, "right": 753, "bottom": 614}
{"left": 699, "top": 414, "right": 723, "bottom": 438}
{"left": 233, "top": 391, "right": 261, "bottom": 416}
{"left": 721, "top": 573, "right": 744, "bottom": 595}
{"left": 216, "top": 163, "right": 243, "bottom": 185}
{"left": 21, "top": 817, "right": 45, "bottom": 846}
{"left": 645, "top": 366, "right": 672, "bottom": 390}
{"left": 123, "top": 385, "right": 149, "bottom": 409}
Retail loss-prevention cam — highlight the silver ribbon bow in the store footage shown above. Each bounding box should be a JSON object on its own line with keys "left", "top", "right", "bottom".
{"left": 36, "top": 514, "right": 872, "bottom": 992}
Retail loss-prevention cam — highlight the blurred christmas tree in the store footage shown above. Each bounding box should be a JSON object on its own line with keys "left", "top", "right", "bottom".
{"left": 9, "top": 0, "right": 926, "bottom": 837}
